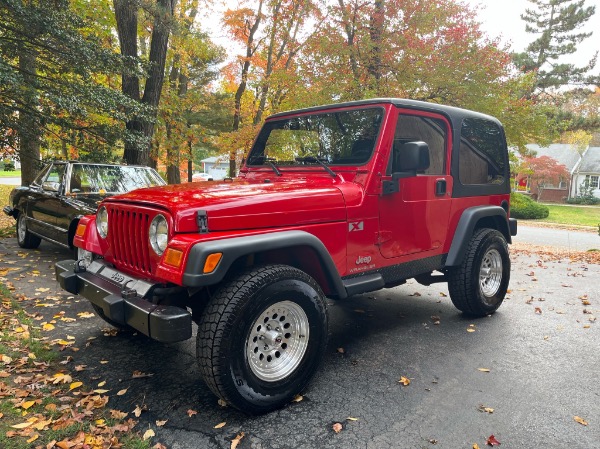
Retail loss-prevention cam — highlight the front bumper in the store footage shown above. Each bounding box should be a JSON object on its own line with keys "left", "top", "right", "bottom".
{"left": 55, "top": 260, "right": 191, "bottom": 343}
{"left": 3, "top": 205, "right": 15, "bottom": 217}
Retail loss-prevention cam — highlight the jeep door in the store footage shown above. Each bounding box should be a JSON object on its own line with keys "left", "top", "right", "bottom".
{"left": 26, "top": 163, "right": 66, "bottom": 243}
{"left": 378, "top": 110, "right": 453, "bottom": 258}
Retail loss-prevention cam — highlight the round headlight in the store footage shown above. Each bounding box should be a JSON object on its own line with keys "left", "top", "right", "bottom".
{"left": 96, "top": 206, "right": 108, "bottom": 238}
{"left": 149, "top": 214, "right": 168, "bottom": 255}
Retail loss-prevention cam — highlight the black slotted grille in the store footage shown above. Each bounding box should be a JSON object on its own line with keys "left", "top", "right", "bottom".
{"left": 107, "top": 205, "right": 152, "bottom": 276}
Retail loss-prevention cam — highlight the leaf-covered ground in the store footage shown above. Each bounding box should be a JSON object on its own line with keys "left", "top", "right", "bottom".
{"left": 0, "top": 286, "right": 153, "bottom": 449}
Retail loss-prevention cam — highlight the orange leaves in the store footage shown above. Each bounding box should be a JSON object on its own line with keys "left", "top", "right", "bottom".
{"left": 398, "top": 376, "right": 411, "bottom": 386}
{"left": 574, "top": 416, "right": 588, "bottom": 426}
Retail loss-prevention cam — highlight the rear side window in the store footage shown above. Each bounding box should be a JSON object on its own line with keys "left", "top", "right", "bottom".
{"left": 459, "top": 118, "right": 505, "bottom": 185}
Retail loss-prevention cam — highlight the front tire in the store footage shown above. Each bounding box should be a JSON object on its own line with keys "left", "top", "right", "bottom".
{"left": 16, "top": 213, "right": 41, "bottom": 249}
{"left": 197, "top": 264, "right": 328, "bottom": 414}
{"left": 448, "top": 229, "right": 510, "bottom": 317}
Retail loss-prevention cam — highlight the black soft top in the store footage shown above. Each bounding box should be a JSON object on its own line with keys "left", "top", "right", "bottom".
{"left": 267, "top": 98, "right": 502, "bottom": 129}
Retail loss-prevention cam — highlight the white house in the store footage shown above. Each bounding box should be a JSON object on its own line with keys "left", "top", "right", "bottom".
{"left": 199, "top": 156, "right": 229, "bottom": 180}
{"left": 570, "top": 146, "right": 600, "bottom": 199}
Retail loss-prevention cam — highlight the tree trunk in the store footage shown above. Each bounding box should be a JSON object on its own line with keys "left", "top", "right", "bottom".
{"left": 114, "top": 0, "right": 175, "bottom": 167}
{"left": 231, "top": 0, "right": 264, "bottom": 176}
{"left": 18, "top": 48, "right": 41, "bottom": 186}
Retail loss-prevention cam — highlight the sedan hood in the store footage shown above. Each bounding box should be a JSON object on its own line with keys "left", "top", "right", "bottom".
{"left": 105, "top": 180, "right": 348, "bottom": 232}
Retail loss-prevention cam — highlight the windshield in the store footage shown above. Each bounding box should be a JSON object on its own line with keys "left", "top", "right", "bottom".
{"left": 247, "top": 107, "right": 384, "bottom": 167}
{"left": 69, "top": 164, "right": 165, "bottom": 194}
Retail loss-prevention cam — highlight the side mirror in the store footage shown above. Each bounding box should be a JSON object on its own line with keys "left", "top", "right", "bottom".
{"left": 396, "top": 141, "right": 430, "bottom": 173}
{"left": 42, "top": 181, "right": 60, "bottom": 193}
{"left": 382, "top": 141, "right": 430, "bottom": 195}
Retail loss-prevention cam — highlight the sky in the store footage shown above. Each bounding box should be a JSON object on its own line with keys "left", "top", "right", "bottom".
{"left": 465, "top": 0, "right": 600, "bottom": 64}
{"left": 205, "top": 0, "right": 600, "bottom": 69}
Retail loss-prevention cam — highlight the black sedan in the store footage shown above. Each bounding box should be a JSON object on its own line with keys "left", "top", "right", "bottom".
{"left": 3, "top": 161, "right": 165, "bottom": 252}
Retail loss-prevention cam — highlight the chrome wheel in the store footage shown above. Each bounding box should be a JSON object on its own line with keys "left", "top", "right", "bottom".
{"left": 17, "top": 214, "right": 27, "bottom": 242}
{"left": 246, "top": 300, "right": 309, "bottom": 382}
{"left": 479, "top": 248, "right": 503, "bottom": 298}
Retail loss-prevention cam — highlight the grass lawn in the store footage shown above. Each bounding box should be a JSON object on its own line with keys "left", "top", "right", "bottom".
{"left": 537, "top": 204, "right": 600, "bottom": 228}
{"left": 0, "top": 170, "right": 21, "bottom": 178}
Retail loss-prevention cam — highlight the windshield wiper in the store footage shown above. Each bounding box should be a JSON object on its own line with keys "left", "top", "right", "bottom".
{"left": 264, "top": 158, "right": 282, "bottom": 176}
{"left": 295, "top": 156, "right": 337, "bottom": 178}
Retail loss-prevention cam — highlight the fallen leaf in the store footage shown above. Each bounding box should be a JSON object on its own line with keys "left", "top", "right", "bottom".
{"left": 332, "top": 422, "right": 343, "bottom": 433}
{"left": 574, "top": 416, "right": 588, "bottom": 426}
{"left": 69, "top": 381, "right": 83, "bottom": 390}
{"left": 11, "top": 421, "right": 34, "bottom": 429}
{"left": 21, "top": 400, "right": 36, "bottom": 410}
{"left": 291, "top": 394, "right": 303, "bottom": 403}
{"left": 117, "top": 388, "right": 128, "bottom": 396}
{"left": 398, "top": 376, "right": 411, "bottom": 386}
{"left": 156, "top": 419, "right": 168, "bottom": 427}
{"left": 143, "top": 429, "right": 155, "bottom": 440}
{"left": 26, "top": 433, "right": 39, "bottom": 443}
{"left": 77, "top": 312, "right": 95, "bottom": 318}
{"left": 132, "top": 370, "right": 154, "bottom": 378}
{"left": 218, "top": 399, "right": 227, "bottom": 407}
{"left": 473, "top": 444, "right": 481, "bottom": 449}
{"left": 42, "top": 323, "right": 55, "bottom": 331}
{"left": 36, "top": 287, "right": 50, "bottom": 292}
{"left": 337, "top": 347, "right": 345, "bottom": 354}
{"left": 231, "top": 432, "right": 245, "bottom": 449}
{"left": 486, "top": 434, "right": 501, "bottom": 446}
{"left": 214, "top": 422, "right": 226, "bottom": 429}
{"left": 535, "top": 307, "right": 542, "bottom": 314}
{"left": 133, "top": 405, "right": 144, "bottom": 417}
{"left": 187, "top": 409, "right": 197, "bottom": 417}
{"left": 346, "top": 417, "right": 359, "bottom": 421}
{"left": 478, "top": 368, "right": 491, "bottom": 373}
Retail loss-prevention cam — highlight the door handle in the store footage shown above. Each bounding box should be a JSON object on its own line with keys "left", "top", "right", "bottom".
{"left": 435, "top": 179, "right": 446, "bottom": 196}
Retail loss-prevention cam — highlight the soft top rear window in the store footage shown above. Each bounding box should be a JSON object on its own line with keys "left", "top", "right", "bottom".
{"left": 247, "top": 107, "right": 384, "bottom": 167}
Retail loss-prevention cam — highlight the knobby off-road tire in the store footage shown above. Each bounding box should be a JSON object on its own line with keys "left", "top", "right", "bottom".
{"left": 16, "top": 213, "right": 41, "bottom": 249}
{"left": 197, "top": 264, "right": 328, "bottom": 414}
{"left": 448, "top": 228, "right": 510, "bottom": 317}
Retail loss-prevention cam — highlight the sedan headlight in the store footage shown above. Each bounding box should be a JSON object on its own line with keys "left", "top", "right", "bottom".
{"left": 149, "top": 214, "right": 168, "bottom": 255}
{"left": 96, "top": 206, "right": 108, "bottom": 238}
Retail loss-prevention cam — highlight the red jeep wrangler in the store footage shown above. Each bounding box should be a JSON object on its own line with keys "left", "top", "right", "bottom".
{"left": 56, "top": 99, "right": 517, "bottom": 413}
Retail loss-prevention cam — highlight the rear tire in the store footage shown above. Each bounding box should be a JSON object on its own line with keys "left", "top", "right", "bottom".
{"left": 448, "top": 229, "right": 510, "bottom": 317}
{"left": 16, "top": 213, "right": 41, "bottom": 249}
{"left": 197, "top": 264, "right": 328, "bottom": 414}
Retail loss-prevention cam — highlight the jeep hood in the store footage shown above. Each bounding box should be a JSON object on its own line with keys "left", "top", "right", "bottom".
{"left": 106, "top": 180, "right": 348, "bottom": 232}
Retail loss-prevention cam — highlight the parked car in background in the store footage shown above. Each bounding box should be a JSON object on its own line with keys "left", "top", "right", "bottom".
{"left": 3, "top": 161, "right": 165, "bottom": 252}
{"left": 191, "top": 172, "right": 213, "bottom": 182}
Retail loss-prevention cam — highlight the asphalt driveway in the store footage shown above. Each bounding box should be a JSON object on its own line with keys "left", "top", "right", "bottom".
{"left": 0, "top": 236, "right": 598, "bottom": 448}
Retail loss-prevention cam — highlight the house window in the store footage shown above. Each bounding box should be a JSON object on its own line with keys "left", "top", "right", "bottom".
{"left": 586, "top": 175, "right": 599, "bottom": 189}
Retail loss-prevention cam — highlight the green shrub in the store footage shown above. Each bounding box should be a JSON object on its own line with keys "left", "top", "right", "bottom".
{"left": 566, "top": 180, "right": 600, "bottom": 205}
{"left": 510, "top": 192, "right": 549, "bottom": 219}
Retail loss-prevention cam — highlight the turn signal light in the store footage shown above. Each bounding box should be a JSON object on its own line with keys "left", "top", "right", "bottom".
{"left": 203, "top": 253, "right": 223, "bottom": 273}
{"left": 164, "top": 248, "right": 183, "bottom": 268}
{"left": 75, "top": 223, "right": 86, "bottom": 237}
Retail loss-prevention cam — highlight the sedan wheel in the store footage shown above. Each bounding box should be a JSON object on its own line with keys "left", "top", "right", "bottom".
{"left": 16, "top": 213, "right": 41, "bottom": 249}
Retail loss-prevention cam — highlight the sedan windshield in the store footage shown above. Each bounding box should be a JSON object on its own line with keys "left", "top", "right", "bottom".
{"left": 247, "top": 107, "right": 384, "bottom": 167}
{"left": 69, "top": 164, "right": 165, "bottom": 194}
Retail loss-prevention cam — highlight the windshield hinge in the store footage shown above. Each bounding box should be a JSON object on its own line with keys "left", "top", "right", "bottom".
{"left": 197, "top": 210, "right": 209, "bottom": 233}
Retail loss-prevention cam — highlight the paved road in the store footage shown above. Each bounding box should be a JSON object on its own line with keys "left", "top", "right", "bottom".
{"left": 515, "top": 225, "right": 599, "bottom": 251}
{"left": 0, "top": 237, "right": 598, "bottom": 448}
{"left": 0, "top": 176, "right": 21, "bottom": 185}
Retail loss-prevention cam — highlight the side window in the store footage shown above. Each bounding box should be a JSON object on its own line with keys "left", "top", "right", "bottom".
{"left": 392, "top": 114, "right": 447, "bottom": 175}
{"left": 31, "top": 165, "right": 51, "bottom": 186}
{"left": 44, "top": 164, "right": 65, "bottom": 185}
{"left": 459, "top": 118, "right": 505, "bottom": 185}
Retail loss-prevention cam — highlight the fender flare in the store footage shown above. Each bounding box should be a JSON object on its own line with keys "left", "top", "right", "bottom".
{"left": 445, "top": 206, "right": 511, "bottom": 267}
{"left": 182, "top": 230, "right": 348, "bottom": 298}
